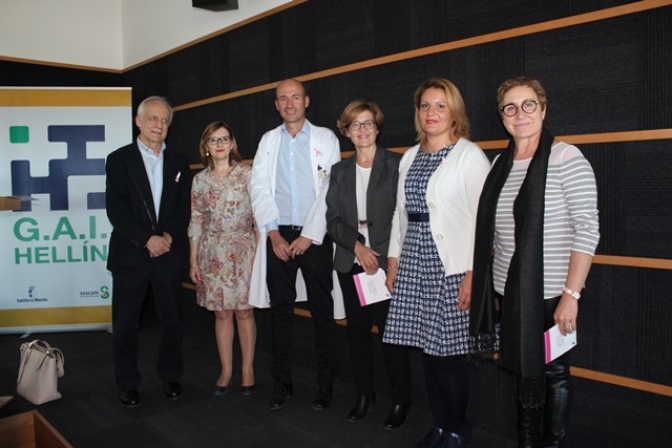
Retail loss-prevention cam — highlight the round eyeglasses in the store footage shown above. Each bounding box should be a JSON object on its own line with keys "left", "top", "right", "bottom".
{"left": 349, "top": 120, "right": 376, "bottom": 131}
{"left": 207, "top": 136, "right": 232, "bottom": 145}
{"left": 500, "top": 100, "right": 539, "bottom": 117}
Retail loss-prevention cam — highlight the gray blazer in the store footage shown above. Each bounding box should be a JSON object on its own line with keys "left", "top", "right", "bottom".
{"left": 326, "top": 145, "right": 402, "bottom": 274}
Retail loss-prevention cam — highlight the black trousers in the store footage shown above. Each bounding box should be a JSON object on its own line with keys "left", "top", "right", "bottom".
{"left": 516, "top": 296, "right": 572, "bottom": 448}
{"left": 423, "top": 354, "right": 471, "bottom": 436}
{"left": 266, "top": 229, "right": 338, "bottom": 388}
{"left": 112, "top": 267, "right": 184, "bottom": 391}
{"left": 337, "top": 264, "right": 411, "bottom": 404}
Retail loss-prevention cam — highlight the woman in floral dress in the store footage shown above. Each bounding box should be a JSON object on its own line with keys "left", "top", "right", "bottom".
{"left": 189, "top": 121, "right": 257, "bottom": 396}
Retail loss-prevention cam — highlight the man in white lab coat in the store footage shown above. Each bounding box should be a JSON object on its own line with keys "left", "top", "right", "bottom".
{"left": 250, "top": 79, "right": 341, "bottom": 411}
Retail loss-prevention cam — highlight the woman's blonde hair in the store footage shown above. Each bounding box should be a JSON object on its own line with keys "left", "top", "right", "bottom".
{"left": 414, "top": 77, "right": 470, "bottom": 145}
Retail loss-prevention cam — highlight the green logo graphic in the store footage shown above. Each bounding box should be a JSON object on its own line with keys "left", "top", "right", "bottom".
{"left": 9, "top": 126, "right": 30, "bottom": 143}
{"left": 100, "top": 286, "right": 110, "bottom": 300}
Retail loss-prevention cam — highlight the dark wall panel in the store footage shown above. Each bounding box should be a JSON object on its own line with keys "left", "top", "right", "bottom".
{"left": 0, "top": 60, "right": 120, "bottom": 87}
{"left": 158, "top": 7, "right": 672, "bottom": 164}
{"left": 118, "top": 0, "right": 642, "bottom": 110}
{"left": 582, "top": 140, "right": 672, "bottom": 259}
{"left": 580, "top": 265, "right": 672, "bottom": 385}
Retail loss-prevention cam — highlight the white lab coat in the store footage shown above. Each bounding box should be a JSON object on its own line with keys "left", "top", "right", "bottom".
{"left": 249, "top": 120, "right": 345, "bottom": 318}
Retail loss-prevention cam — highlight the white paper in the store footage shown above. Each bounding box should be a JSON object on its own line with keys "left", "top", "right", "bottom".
{"left": 544, "top": 324, "right": 577, "bottom": 363}
{"left": 353, "top": 268, "right": 391, "bottom": 306}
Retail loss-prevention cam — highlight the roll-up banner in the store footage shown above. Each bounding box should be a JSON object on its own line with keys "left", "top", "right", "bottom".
{"left": 0, "top": 87, "right": 132, "bottom": 334}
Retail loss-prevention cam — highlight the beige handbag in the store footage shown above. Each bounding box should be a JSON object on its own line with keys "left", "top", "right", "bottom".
{"left": 16, "top": 339, "right": 65, "bottom": 405}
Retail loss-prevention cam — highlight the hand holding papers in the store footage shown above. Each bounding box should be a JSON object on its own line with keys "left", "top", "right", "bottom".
{"left": 544, "top": 324, "right": 577, "bottom": 363}
{"left": 353, "top": 268, "right": 391, "bottom": 307}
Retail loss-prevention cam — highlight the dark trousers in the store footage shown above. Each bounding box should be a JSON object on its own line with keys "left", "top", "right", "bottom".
{"left": 337, "top": 264, "right": 411, "bottom": 404}
{"left": 112, "top": 267, "right": 184, "bottom": 391}
{"left": 517, "top": 296, "right": 571, "bottom": 448}
{"left": 266, "top": 229, "right": 338, "bottom": 388}
{"left": 423, "top": 354, "right": 471, "bottom": 436}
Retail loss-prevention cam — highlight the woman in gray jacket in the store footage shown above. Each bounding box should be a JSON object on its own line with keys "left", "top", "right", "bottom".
{"left": 326, "top": 99, "right": 411, "bottom": 429}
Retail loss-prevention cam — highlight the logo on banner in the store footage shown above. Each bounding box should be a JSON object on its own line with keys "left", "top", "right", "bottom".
{"left": 10, "top": 125, "right": 107, "bottom": 211}
{"left": 79, "top": 286, "right": 111, "bottom": 300}
{"left": 16, "top": 286, "right": 48, "bottom": 304}
{"left": 5, "top": 121, "right": 112, "bottom": 266}
{"left": 0, "top": 89, "right": 131, "bottom": 321}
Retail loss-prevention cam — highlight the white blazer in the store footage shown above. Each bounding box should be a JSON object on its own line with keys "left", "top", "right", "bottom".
{"left": 249, "top": 120, "right": 345, "bottom": 318}
{"left": 388, "top": 138, "right": 490, "bottom": 276}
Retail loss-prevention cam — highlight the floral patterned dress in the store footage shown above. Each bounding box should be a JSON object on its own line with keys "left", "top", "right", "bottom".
{"left": 188, "top": 163, "right": 256, "bottom": 311}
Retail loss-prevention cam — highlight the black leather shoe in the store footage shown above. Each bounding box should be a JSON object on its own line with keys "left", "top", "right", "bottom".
{"left": 269, "top": 381, "right": 293, "bottom": 410}
{"left": 119, "top": 390, "right": 141, "bottom": 408}
{"left": 384, "top": 403, "right": 410, "bottom": 430}
{"left": 163, "top": 382, "right": 182, "bottom": 400}
{"left": 241, "top": 384, "right": 257, "bottom": 396}
{"left": 348, "top": 393, "right": 375, "bottom": 422}
{"left": 445, "top": 431, "right": 470, "bottom": 447}
{"left": 312, "top": 385, "right": 333, "bottom": 410}
{"left": 416, "top": 427, "right": 445, "bottom": 448}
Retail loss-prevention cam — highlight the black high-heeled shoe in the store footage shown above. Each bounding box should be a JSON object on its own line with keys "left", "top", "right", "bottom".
{"left": 384, "top": 403, "right": 410, "bottom": 430}
{"left": 241, "top": 383, "right": 256, "bottom": 396}
{"left": 348, "top": 393, "right": 376, "bottom": 422}
{"left": 214, "top": 375, "right": 233, "bottom": 396}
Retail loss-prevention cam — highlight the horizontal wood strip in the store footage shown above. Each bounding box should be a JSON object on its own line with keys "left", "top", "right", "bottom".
{"left": 593, "top": 255, "right": 672, "bottom": 270}
{"left": 476, "top": 129, "right": 672, "bottom": 150}
{"left": 290, "top": 1, "right": 672, "bottom": 85}
{"left": 174, "top": 0, "right": 672, "bottom": 112}
{"left": 224, "top": 129, "right": 671, "bottom": 166}
{"left": 571, "top": 367, "right": 672, "bottom": 397}
{"left": 173, "top": 81, "right": 285, "bottom": 111}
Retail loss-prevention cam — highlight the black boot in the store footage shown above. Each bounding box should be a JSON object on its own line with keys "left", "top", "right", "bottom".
{"left": 517, "top": 401, "right": 542, "bottom": 448}
{"left": 543, "top": 358, "right": 570, "bottom": 447}
{"left": 348, "top": 393, "right": 375, "bottom": 422}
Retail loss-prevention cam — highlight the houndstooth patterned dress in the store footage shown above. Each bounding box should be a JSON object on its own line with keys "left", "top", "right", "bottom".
{"left": 382, "top": 145, "right": 474, "bottom": 357}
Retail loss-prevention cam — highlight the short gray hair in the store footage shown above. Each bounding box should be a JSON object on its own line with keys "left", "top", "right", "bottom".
{"left": 137, "top": 96, "right": 173, "bottom": 125}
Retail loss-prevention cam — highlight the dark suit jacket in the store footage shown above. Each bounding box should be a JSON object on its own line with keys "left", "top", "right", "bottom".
{"left": 105, "top": 143, "right": 191, "bottom": 276}
{"left": 326, "top": 145, "right": 402, "bottom": 274}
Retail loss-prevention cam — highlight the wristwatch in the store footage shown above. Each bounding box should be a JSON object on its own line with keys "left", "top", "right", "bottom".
{"left": 562, "top": 286, "right": 581, "bottom": 300}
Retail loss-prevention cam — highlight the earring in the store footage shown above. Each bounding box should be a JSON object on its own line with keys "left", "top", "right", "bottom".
{"left": 206, "top": 151, "right": 210, "bottom": 156}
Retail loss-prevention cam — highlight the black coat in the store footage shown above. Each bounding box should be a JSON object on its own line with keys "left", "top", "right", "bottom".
{"left": 105, "top": 143, "right": 191, "bottom": 276}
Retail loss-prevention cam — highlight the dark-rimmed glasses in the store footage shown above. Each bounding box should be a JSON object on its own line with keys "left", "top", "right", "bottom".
{"left": 500, "top": 100, "right": 539, "bottom": 117}
{"left": 207, "top": 136, "right": 232, "bottom": 145}
{"left": 349, "top": 120, "right": 376, "bottom": 131}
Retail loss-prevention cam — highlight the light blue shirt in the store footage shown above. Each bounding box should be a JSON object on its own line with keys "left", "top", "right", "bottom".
{"left": 269, "top": 124, "right": 314, "bottom": 231}
{"left": 137, "top": 137, "right": 165, "bottom": 219}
